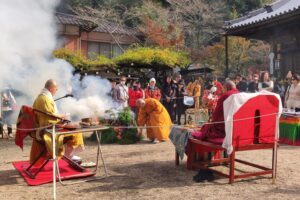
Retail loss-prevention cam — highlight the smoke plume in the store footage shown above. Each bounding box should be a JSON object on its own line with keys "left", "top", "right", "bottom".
{"left": 0, "top": 0, "right": 114, "bottom": 120}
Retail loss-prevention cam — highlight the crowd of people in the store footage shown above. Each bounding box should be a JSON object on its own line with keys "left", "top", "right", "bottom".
{"left": 1, "top": 70, "right": 299, "bottom": 144}
{"left": 110, "top": 71, "right": 300, "bottom": 123}
{"left": 0, "top": 70, "right": 297, "bottom": 179}
{"left": 108, "top": 71, "right": 300, "bottom": 143}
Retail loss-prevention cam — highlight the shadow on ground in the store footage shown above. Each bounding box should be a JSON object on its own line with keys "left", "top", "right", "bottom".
{"left": 0, "top": 169, "right": 22, "bottom": 186}
{"left": 77, "top": 160, "right": 196, "bottom": 193}
{"left": 76, "top": 158, "right": 275, "bottom": 194}
{"left": 267, "top": 185, "right": 300, "bottom": 195}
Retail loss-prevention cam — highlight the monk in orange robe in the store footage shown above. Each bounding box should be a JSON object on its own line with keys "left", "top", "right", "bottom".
{"left": 137, "top": 98, "right": 172, "bottom": 143}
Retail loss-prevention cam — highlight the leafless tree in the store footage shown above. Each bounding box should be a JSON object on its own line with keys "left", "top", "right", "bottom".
{"left": 166, "top": 0, "right": 226, "bottom": 49}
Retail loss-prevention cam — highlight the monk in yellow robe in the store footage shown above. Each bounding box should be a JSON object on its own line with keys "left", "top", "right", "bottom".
{"left": 30, "top": 79, "right": 84, "bottom": 164}
{"left": 137, "top": 98, "right": 172, "bottom": 143}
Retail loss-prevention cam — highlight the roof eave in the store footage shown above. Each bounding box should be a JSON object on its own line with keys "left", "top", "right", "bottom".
{"left": 224, "top": 8, "right": 300, "bottom": 37}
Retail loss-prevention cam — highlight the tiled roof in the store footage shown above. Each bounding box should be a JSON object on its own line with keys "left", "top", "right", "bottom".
{"left": 224, "top": 0, "right": 300, "bottom": 30}
{"left": 55, "top": 12, "right": 97, "bottom": 30}
{"left": 55, "top": 12, "right": 138, "bottom": 35}
{"left": 94, "top": 23, "right": 137, "bottom": 36}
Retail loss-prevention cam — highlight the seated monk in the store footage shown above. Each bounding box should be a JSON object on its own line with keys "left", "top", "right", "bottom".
{"left": 192, "top": 80, "right": 239, "bottom": 140}
{"left": 30, "top": 79, "right": 84, "bottom": 165}
{"left": 136, "top": 98, "right": 172, "bottom": 144}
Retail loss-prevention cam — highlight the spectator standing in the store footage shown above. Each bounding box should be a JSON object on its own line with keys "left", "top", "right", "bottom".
{"left": 173, "top": 73, "right": 183, "bottom": 86}
{"left": 185, "top": 77, "right": 201, "bottom": 109}
{"left": 172, "top": 73, "right": 181, "bottom": 119}
{"left": 114, "top": 76, "right": 129, "bottom": 108}
{"left": 258, "top": 71, "right": 274, "bottom": 92}
{"left": 212, "top": 76, "right": 223, "bottom": 96}
{"left": 162, "top": 76, "right": 176, "bottom": 121}
{"left": 204, "top": 78, "right": 213, "bottom": 90}
{"left": 248, "top": 73, "right": 259, "bottom": 93}
{"left": 235, "top": 74, "right": 248, "bottom": 92}
{"left": 0, "top": 87, "right": 17, "bottom": 138}
{"left": 128, "top": 80, "right": 144, "bottom": 117}
{"left": 186, "top": 79, "right": 194, "bottom": 96}
{"left": 145, "top": 78, "right": 161, "bottom": 101}
{"left": 273, "top": 78, "right": 285, "bottom": 105}
{"left": 175, "top": 80, "right": 187, "bottom": 125}
{"left": 109, "top": 79, "right": 117, "bottom": 98}
{"left": 193, "top": 77, "right": 202, "bottom": 109}
{"left": 284, "top": 74, "right": 300, "bottom": 112}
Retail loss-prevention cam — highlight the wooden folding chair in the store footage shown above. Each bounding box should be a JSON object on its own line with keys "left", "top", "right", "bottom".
{"left": 16, "top": 105, "right": 84, "bottom": 179}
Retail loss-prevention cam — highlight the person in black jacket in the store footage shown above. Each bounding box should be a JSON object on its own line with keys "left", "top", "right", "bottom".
{"left": 235, "top": 74, "right": 248, "bottom": 92}
{"left": 162, "top": 75, "right": 176, "bottom": 121}
{"left": 175, "top": 80, "right": 187, "bottom": 125}
{"left": 248, "top": 73, "right": 259, "bottom": 93}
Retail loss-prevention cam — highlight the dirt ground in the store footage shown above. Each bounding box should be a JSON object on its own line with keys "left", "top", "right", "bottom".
{"left": 0, "top": 132, "right": 300, "bottom": 200}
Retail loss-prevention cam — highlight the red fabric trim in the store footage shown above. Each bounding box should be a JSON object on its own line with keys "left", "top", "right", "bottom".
{"left": 279, "top": 138, "right": 300, "bottom": 146}
{"left": 13, "top": 159, "right": 93, "bottom": 186}
{"left": 15, "top": 106, "right": 36, "bottom": 150}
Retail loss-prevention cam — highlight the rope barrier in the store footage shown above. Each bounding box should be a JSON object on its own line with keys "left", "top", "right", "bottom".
{"left": 0, "top": 112, "right": 282, "bottom": 132}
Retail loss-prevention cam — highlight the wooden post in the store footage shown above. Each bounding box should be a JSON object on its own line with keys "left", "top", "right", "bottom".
{"left": 229, "top": 150, "right": 235, "bottom": 184}
{"left": 225, "top": 35, "right": 229, "bottom": 78}
{"left": 52, "top": 125, "right": 56, "bottom": 200}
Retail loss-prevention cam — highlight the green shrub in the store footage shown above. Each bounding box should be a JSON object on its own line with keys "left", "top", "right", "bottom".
{"left": 118, "top": 128, "right": 141, "bottom": 145}
{"left": 53, "top": 48, "right": 114, "bottom": 70}
{"left": 113, "top": 47, "right": 190, "bottom": 69}
{"left": 89, "top": 128, "right": 118, "bottom": 144}
{"left": 118, "top": 107, "right": 133, "bottom": 126}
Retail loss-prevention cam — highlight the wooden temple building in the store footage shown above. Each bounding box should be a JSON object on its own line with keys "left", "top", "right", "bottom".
{"left": 55, "top": 0, "right": 139, "bottom": 59}
{"left": 55, "top": 1, "right": 140, "bottom": 80}
{"left": 224, "top": 0, "right": 300, "bottom": 78}
{"left": 55, "top": 12, "right": 139, "bottom": 59}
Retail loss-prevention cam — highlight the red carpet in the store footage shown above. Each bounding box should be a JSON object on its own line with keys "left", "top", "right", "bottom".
{"left": 13, "top": 159, "right": 94, "bottom": 186}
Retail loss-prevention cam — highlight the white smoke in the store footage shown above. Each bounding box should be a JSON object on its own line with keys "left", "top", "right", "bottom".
{"left": 60, "top": 76, "right": 114, "bottom": 119}
{"left": 0, "top": 0, "right": 114, "bottom": 120}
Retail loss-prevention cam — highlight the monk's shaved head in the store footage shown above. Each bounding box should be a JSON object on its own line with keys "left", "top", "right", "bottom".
{"left": 45, "top": 79, "right": 58, "bottom": 96}
{"left": 223, "top": 80, "right": 236, "bottom": 91}
{"left": 45, "top": 79, "right": 57, "bottom": 90}
{"left": 136, "top": 98, "right": 145, "bottom": 107}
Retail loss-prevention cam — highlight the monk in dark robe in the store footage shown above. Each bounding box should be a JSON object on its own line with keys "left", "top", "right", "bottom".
{"left": 192, "top": 80, "right": 239, "bottom": 140}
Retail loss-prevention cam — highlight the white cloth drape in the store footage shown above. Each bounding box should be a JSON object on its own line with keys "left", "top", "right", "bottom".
{"left": 40, "top": 88, "right": 58, "bottom": 114}
{"left": 222, "top": 91, "right": 282, "bottom": 154}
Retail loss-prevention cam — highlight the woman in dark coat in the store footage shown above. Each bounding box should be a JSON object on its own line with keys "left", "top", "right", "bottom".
{"left": 175, "top": 80, "right": 187, "bottom": 125}
{"left": 162, "top": 75, "right": 176, "bottom": 121}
